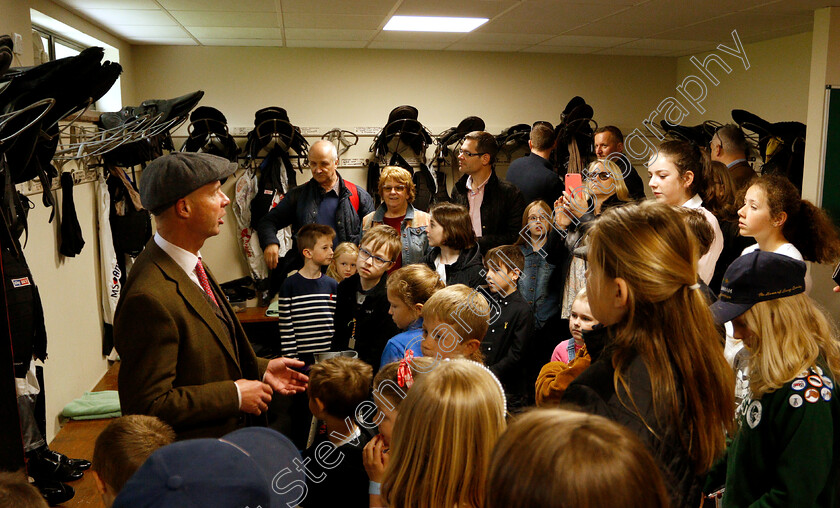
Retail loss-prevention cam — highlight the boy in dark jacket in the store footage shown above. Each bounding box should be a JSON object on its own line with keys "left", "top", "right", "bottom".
{"left": 300, "top": 357, "right": 373, "bottom": 508}
{"left": 480, "top": 245, "right": 535, "bottom": 411}
{"left": 332, "top": 225, "right": 401, "bottom": 370}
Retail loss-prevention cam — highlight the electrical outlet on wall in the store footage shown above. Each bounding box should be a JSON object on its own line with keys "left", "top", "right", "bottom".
{"left": 13, "top": 33, "right": 23, "bottom": 55}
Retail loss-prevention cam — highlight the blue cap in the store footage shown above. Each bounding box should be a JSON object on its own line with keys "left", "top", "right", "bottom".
{"left": 710, "top": 251, "right": 806, "bottom": 324}
{"left": 113, "top": 428, "right": 304, "bottom": 508}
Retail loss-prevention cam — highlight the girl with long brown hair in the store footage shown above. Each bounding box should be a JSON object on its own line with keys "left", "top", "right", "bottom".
{"left": 562, "top": 200, "right": 734, "bottom": 507}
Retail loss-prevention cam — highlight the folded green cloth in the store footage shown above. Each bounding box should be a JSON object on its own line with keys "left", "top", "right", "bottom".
{"left": 62, "top": 391, "right": 121, "bottom": 420}
{"left": 266, "top": 299, "right": 279, "bottom": 317}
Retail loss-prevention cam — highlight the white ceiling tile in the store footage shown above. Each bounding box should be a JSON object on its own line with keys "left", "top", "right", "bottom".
{"left": 458, "top": 32, "right": 554, "bottom": 45}
{"left": 373, "top": 31, "right": 463, "bottom": 43}
{"left": 198, "top": 38, "right": 284, "bottom": 46}
{"left": 482, "top": 1, "right": 623, "bottom": 34}
{"left": 283, "top": 13, "right": 385, "bottom": 30}
{"left": 285, "top": 40, "right": 367, "bottom": 48}
{"left": 108, "top": 25, "right": 191, "bottom": 38}
{"left": 280, "top": 0, "right": 397, "bottom": 15}
{"left": 563, "top": 22, "right": 655, "bottom": 38}
{"left": 620, "top": 38, "right": 716, "bottom": 51}
{"left": 56, "top": 0, "right": 159, "bottom": 9}
{"left": 130, "top": 37, "right": 198, "bottom": 45}
{"left": 81, "top": 8, "right": 176, "bottom": 26}
{"left": 395, "top": 0, "right": 519, "bottom": 17}
{"left": 285, "top": 28, "right": 376, "bottom": 41}
{"left": 187, "top": 27, "right": 284, "bottom": 39}
{"left": 170, "top": 11, "right": 279, "bottom": 27}
{"left": 592, "top": 47, "right": 672, "bottom": 56}
{"left": 540, "top": 34, "right": 636, "bottom": 47}
{"left": 158, "top": 0, "right": 275, "bottom": 11}
{"left": 367, "top": 41, "right": 450, "bottom": 50}
{"left": 445, "top": 42, "right": 528, "bottom": 52}
{"left": 521, "top": 45, "right": 600, "bottom": 54}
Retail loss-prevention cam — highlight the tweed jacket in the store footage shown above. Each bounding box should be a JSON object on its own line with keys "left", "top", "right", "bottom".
{"left": 114, "top": 239, "right": 268, "bottom": 439}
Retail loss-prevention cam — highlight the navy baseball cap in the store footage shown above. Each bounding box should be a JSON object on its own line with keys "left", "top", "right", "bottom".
{"left": 710, "top": 251, "right": 806, "bottom": 324}
{"left": 113, "top": 428, "right": 304, "bottom": 508}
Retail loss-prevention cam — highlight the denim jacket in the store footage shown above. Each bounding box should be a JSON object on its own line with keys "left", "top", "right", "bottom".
{"left": 518, "top": 243, "right": 559, "bottom": 329}
{"left": 362, "top": 203, "right": 430, "bottom": 265}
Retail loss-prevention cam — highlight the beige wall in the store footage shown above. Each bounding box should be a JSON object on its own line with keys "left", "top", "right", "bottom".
{"left": 132, "top": 45, "right": 680, "bottom": 283}
{"left": 676, "top": 31, "right": 812, "bottom": 124}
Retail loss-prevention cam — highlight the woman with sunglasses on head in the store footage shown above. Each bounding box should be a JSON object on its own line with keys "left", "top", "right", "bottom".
{"left": 362, "top": 166, "right": 430, "bottom": 273}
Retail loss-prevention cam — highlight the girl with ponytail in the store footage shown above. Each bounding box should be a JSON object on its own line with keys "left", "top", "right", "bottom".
{"left": 562, "top": 201, "right": 734, "bottom": 508}
{"left": 648, "top": 140, "right": 723, "bottom": 284}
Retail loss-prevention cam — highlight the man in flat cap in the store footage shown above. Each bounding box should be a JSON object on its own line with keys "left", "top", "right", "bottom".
{"left": 114, "top": 152, "right": 308, "bottom": 439}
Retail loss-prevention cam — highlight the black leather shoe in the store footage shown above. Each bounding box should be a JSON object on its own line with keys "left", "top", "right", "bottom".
{"left": 43, "top": 449, "right": 91, "bottom": 471}
{"left": 33, "top": 479, "right": 75, "bottom": 506}
{"left": 27, "top": 453, "right": 84, "bottom": 483}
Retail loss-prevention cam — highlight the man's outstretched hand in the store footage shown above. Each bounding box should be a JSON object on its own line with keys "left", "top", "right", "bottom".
{"left": 264, "top": 357, "right": 309, "bottom": 395}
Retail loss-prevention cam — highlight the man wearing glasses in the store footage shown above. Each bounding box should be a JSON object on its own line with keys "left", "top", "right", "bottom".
{"left": 450, "top": 131, "right": 526, "bottom": 253}
{"left": 505, "top": 123, "right": 563, "bottom": 205}
{"left": 709, "top": 124, "right": 755, "bottom": 192}
{"left": 257, "top": 140, "right": 374, "bottom": 272}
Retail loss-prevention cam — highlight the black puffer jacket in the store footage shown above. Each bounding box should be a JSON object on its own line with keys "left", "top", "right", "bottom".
{"left": 450, "top": 171, "right": 525, "bottom": 253}
{"left": 422, "top": 244, "right": 485, "bottom": 288}
{"left": 256, "top": 174, "right": 374, "bottom": 249}
{"left": 563, "top": 326, "right": 702, "bottom": 508}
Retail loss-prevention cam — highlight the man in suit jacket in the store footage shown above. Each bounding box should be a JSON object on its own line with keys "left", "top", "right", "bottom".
{"left": 505, "top": 123, "right": 563, "bottom": 206}
{"left": 114, "top": 152, "right": 308, "bottom": 440}
{"left": 710, "top": 124, "right": 756, "bottom": 192}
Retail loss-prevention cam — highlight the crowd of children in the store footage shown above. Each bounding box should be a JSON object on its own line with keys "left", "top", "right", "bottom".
{"left": 16, "top": 135, "right": 840, "bottom": 508}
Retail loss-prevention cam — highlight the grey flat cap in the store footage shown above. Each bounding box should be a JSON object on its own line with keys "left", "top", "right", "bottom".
{"left": 140, "top": 152, "right": 238, "bottom": 214}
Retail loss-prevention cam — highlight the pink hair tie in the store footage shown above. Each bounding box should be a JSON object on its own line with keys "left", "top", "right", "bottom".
{"left": 397, "top": 350, "right": 415, "bottom": 388}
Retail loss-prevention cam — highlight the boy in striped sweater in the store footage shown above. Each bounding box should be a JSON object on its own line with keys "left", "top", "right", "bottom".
{"left": 277, "top": 224, "right": 338, "bottom": 362}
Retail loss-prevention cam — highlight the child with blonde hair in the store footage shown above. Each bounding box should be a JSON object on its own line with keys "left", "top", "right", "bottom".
{"left": 363, "top": 357, "right": 436, "bottom": 507}
{"left": 380, "top": 359, "right": 507, "bottom": 508}
{"left": 706, "top": 251, "right": 840, "bottom": 506}
{"left": 486, "top": 409, "right": 671, "bottom": 508}
{"left": 327, "top": 242, "right": 358, "bottom": 283}
{"left": 381, "top": 265, "right": 445, "bottom": 367}
{"left": 551, "top": 289, "right": 598, "bottom": 363}
{"left": 419, "top": 284, "right": 488, "bottom": 363}
{"left": 332, "top": 225, "right": 401, "bottom": 370}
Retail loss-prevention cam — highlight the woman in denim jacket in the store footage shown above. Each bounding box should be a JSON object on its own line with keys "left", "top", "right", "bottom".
{"left": 362, "top": 166, "right": 430, "bottom": 272}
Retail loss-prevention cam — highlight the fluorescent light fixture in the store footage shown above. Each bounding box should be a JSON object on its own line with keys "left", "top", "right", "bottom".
{"left": 383, "top": 15, "right": 488, "bottom": 33}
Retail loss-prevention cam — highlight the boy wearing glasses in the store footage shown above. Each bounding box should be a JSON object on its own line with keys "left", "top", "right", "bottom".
{"left": 332, "top": 225, "right": 401, "bottom": 371}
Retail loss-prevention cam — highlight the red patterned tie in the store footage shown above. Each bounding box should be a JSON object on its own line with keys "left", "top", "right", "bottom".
{"left": 195, "top": 258, "right": 218, "bottom": 306}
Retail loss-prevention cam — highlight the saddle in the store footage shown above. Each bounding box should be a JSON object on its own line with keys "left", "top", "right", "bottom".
{"left": 496, "top": 123, "right": 531, "bottom": 157}
{"left": 659, "top": 120, "right": 721, "bottom": 146}
{"left": 371, "top": 105, "right": 433, "bottom": 160}
{"left": 98, "top": 90, "right": 204, "bottom": 168}
{"left": 554, "top": 96, "right": 597, "bottom": 175}
{"left": 732, "top": 109, "right": 806, "bottom": 191}
{"left": 244, "top": 106, "right": 309, "bottom": 162}
{"left": 180, "top": 106, "right": 240, "bottom": 162}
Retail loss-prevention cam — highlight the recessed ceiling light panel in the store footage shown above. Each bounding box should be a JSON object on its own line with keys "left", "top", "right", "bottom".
{"left": 383, "top": 16, "right": 488, "bottom": 33}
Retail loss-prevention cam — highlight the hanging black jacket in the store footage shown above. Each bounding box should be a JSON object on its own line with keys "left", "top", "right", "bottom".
{"left": 450, "top": 171, "right": 526, "bottom": 253}
{"left": 256, "top": 174, "right": 374, "bottom": 250}
{"left": 422, "top": 244, "right": 485, "bottom": 288}
{"left": 563, "top": 326, "right": 702, "bottom": 508}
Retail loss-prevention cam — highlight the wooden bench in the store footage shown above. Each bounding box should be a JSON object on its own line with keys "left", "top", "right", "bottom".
{"left": 48, "top": 362, "right": 119, "bottom": 507}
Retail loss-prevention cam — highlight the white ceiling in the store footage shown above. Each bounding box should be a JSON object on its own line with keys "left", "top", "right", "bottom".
{"left": 52, "top": 0, "right": 835, "bottom": 56}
